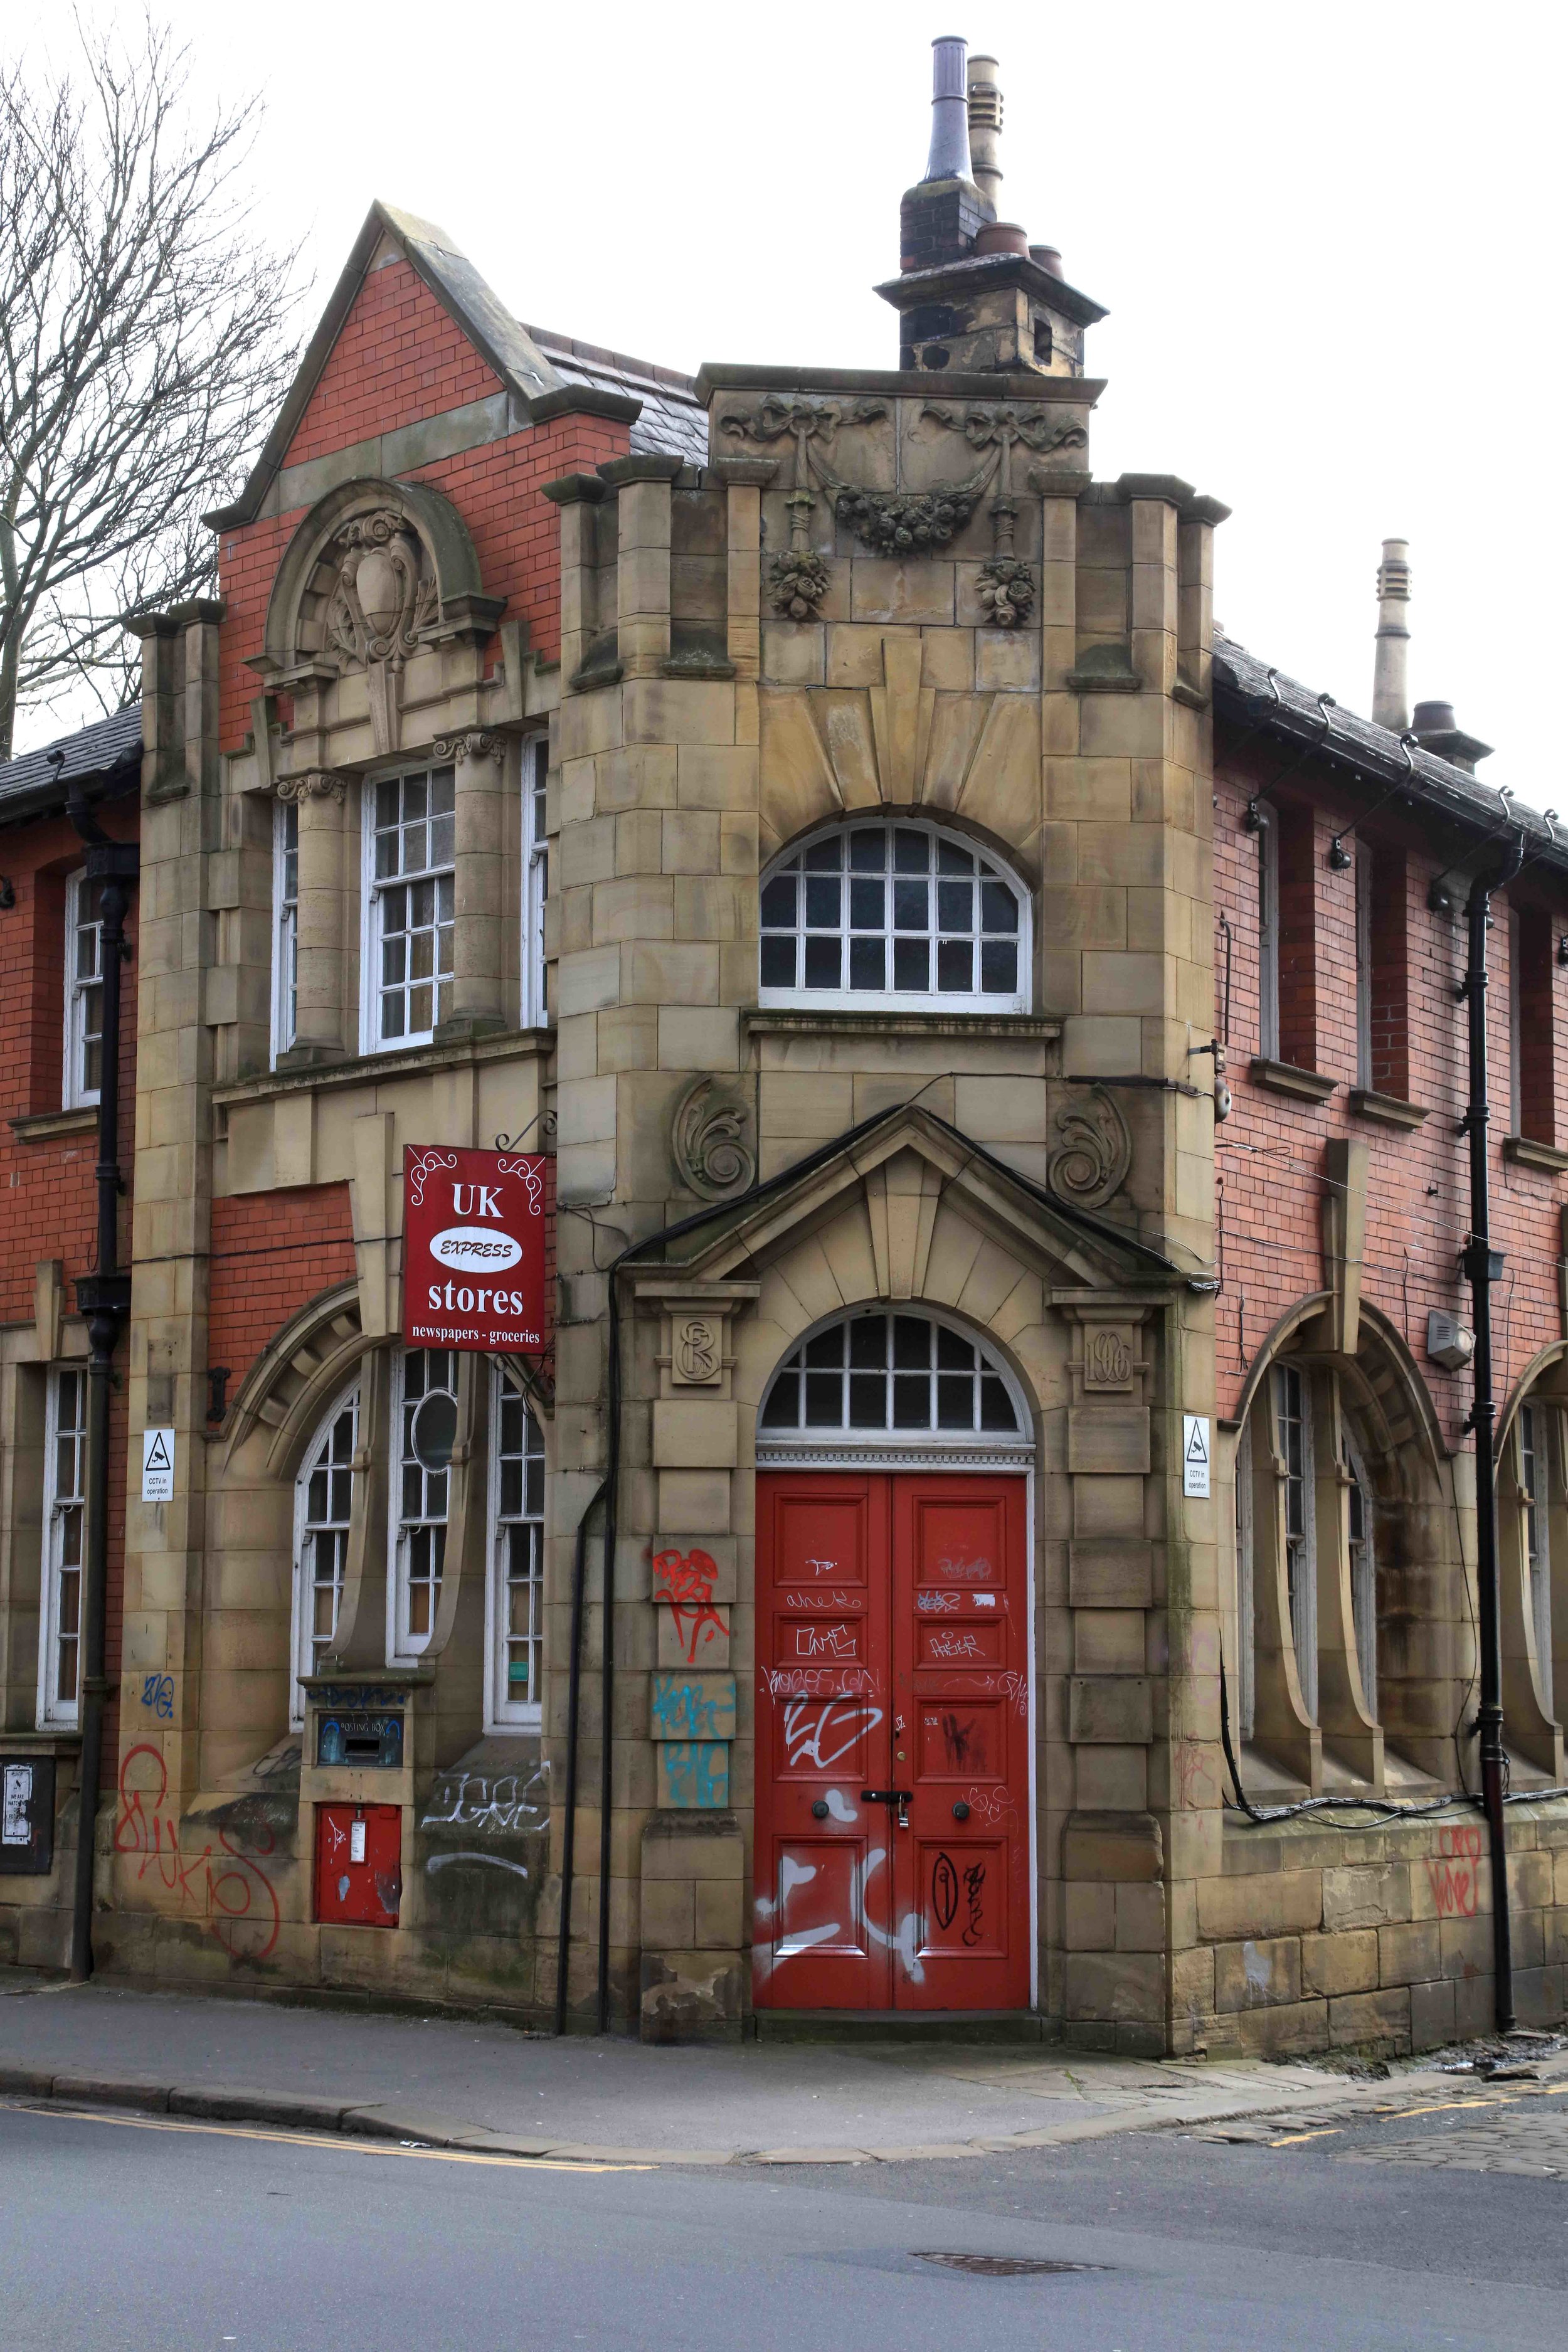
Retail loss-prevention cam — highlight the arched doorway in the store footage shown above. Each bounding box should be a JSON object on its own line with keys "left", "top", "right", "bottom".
{"left": 752, "top": 1306, "right": 1034, "bottom": 2011}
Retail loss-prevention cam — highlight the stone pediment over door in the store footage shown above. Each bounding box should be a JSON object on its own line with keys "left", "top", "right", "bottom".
{"left": 646, "top": 1101, "right": 1175, "bottom": 1311}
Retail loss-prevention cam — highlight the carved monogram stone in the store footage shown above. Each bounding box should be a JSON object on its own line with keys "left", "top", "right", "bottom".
{"left": 672, "top": 1315, "right": 722, "bottom": 1385}
{"left": 1083, "top": 1326, "right": 1135, "bottom": 1392}
{"left": 1047, "top": 1086, "right": 1133, "bottom": 1210}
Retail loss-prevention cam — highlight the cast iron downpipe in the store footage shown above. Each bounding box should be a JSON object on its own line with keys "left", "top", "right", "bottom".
{"left": 1460, "top": 835, "right": 1524, "bottom": 2034}
{"left": 66, "top": 786, "right": 137, "bottom": 1983}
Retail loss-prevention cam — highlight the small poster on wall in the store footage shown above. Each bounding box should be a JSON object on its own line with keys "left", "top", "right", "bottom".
{"left": 401, "top": 1147, "right": 548, "bottom": 1355}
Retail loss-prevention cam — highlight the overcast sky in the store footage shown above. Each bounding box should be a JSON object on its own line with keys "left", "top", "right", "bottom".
{"left": 26, "top": 2, "right": 1562, "bottom": 807}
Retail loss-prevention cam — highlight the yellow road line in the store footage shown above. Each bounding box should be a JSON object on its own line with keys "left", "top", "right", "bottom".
{"left": 1, "top": 2101, "right": 645, "bottom": 2173}
{"left": 1268, "top": 2127, "right": 1343, "bottom": 2146}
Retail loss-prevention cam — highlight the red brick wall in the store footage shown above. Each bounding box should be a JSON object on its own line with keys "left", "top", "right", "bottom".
{"left": 208, "top": 1184, "right": 358, "bottom": 1402}
{"left": 1215, "top": 737, "right": 1568, "bottom": 1440}
{"left": 215, "top": 257, "right": 632, "bottom": 750}
{"left": 0, "top": 799, "right": 139, "bottom": 1764}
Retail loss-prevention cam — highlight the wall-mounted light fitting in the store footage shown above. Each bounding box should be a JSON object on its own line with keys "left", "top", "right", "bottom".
{"left": 0, "top": 879, "right": 14, "bottom": 910}
{"left": 1428, "top": 878, "right": 1456, "bottom": 916}
{"left": 1327, "top": 835, "right": 1353, "bottom": 870}
{"left": 1242, "top": 797, "right": 1263, "bottom": 832}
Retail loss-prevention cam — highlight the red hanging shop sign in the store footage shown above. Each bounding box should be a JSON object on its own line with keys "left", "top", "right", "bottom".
{"left": 401, "top": 1147, "right": 548, "bottom": 1354}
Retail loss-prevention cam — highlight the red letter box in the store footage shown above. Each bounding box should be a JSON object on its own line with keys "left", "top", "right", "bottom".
{"left": 315, "top": 1803, "right": 401, "bottom": 1927}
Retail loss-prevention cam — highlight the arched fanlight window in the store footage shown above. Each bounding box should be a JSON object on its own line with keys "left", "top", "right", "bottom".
{"left": 759, "top": 818, "right": 1029, "bottom": 1014}
{"left": 758, "top": 1310, "right": 1027, "bottom": 1452}
{"left": 292, "top": 1381, "right": 359, "bottom": 1719}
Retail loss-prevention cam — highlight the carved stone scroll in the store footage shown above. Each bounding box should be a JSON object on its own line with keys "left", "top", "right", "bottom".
{"left": 1047, "top": 1086, "right": 1133, "bottom": 1210}
{"left": 670, "top": 1079, "right": 756, "bottom": 1202}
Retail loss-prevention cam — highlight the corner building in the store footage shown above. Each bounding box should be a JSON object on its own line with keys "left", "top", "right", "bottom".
{"left": 5, "top": 40, "right": 1568, "bottom": 2058}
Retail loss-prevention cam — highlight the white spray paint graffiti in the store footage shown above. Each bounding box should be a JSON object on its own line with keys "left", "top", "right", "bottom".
{"left": 782, "top": 1699, "right": 883, "bottom": 1770}
{"left": 755, "top": 1841, "right": 926, "bottom": 1986}
{"left": 822, "top": 1788, "right": 858, "bottom": 1823}
{"left": 426, "top": 1851, "right": 531, "bottom": 1882}
{"left": 419, "top": 1764, "right": 549, "bottom": 1837}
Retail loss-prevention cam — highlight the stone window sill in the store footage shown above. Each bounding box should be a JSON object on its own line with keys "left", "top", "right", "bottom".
{"left": 1349, "top": 1088, "right": 1429, "bottom": 1131}
{"left": 213, "top": 1027, "right": 551, "bottom": 1113}
{"left": 9, "top": 1106, "right": 98, "bottom": 1143}
{"left": 1248, "top": 1058, "right": 1337, "bottom": 1104}
{"left": 1505, "top": 1134, "right": 1568, "bottom": 1174}
{"left": 746, "top": 1009, "right": 1062, "bottom": 1044}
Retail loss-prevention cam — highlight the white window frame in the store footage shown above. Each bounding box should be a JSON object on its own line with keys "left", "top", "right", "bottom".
{"left": 1354, "top": 844, "right": 1374, "bottom": 1090}
{"left": 521, "top": 735, "right": 549, "bottom": 1030}
{"left": 387, "top": 1346, "right": 458, "bottom": 1661}
{"left": 359, "top": 764, "right": 456, "bottom": 1056}
{"left": 63, "top": 868, "right": 103, "bottom": 1110}
{"left": 37, "top": 1366, "right": 88, "bottom": 1727}
{"left": 486, "top": 1364, "right": 546, "bottom": 1730}
{"left": 289, "top": 1380, "right": 359, "bottom": 1726}
{"left": 272, "top": 795, "right": 299, "bottom": 1065}
{"left": 1257, "top": 807, "right": 1280, "bottom": 1061}
{"left": 756, "top": 1305, "right": 1032, "bottom": 1471}
{"left": 758, "top": 817, "right": 1031, "bottom": 1017}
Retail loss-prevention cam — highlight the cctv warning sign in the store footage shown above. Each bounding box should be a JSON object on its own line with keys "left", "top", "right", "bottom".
{"left": 402, "top": 1147, "right": 548, "bottom": 1355}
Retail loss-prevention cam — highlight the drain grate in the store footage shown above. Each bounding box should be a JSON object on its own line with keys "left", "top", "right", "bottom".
{"left": 913, "top": 2252, "right": 1103, "bottom": 2277}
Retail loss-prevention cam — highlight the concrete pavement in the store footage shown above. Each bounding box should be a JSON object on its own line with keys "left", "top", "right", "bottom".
{"left": 0, "top": 1965, "right": 1532, "bottom": 2163}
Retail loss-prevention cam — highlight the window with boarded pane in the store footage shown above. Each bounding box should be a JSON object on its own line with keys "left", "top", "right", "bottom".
{"left": 392, "top": 1348, "right": 457, "bottom": 1655}
{"left": 759, "top": 820, "right": 1028, "bottom": 1013}
{"left": 490, "top": 1370, "right": 546, "bottom": 1726}
{"left": 368, "top": 766, "right": 455, "bottom": 1047}
{"left": 760, "top": 1311, "right": 1022, "bottom": 1439}
{"left": 64, "top": 871, "right": 105, "bottom": 1108}
{"left": 40, "top": 1369, "right": 88, "bottom": 1724}
{"left": 293, "top": 1385, "right": 358, "bottom": 1716}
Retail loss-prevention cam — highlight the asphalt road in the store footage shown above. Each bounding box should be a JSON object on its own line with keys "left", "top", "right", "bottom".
{"left": 3, "top": 2093, "right": 1562, "bottom": 2351}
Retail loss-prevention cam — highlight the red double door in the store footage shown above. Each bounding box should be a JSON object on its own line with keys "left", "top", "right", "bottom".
{"left": 754, "top": 1471, "right": 1030, "bottom": 2010}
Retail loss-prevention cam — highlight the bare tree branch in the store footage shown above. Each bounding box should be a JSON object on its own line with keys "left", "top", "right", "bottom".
{"left": 0, "top": 14, "right": 305, "bottom": 755}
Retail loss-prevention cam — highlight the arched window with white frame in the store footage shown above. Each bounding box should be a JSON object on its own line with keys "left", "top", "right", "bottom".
{"left": 757, "top": 1307, "right": 1030, "bottom": 1465}
{"left": 389, "top": 1347, "right": 458, "bottom": 1658}
{"left": 291, "top": 1381, "right": 359, "bottom": 1722}
{"left": 758, "top": 818, "right": 1030, "bottom": 1015}
{"left": 487, "top": 1367, "right": 546, "bottom": 1727}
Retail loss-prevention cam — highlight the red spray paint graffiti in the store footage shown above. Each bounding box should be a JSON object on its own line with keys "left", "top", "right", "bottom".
{"left": 1425, "top": 1823, "right": 1482, "bottom": 1918}
{"left": 115, "top": 1743, "right": 281, "bottom": 1959}
{"left": 652, "top": 1547, "right": 727, "bottom": 1666}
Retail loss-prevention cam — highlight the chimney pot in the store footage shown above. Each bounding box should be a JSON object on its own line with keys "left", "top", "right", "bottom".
{"left": 923, "top": 36, "right": 974, "bottom": 184}
{"left": 1370, "top": 534, "right": 1411, "bottom": 733}
{"left": 966, "top": 51, "right": 1003, "bottom": 217}
{"left": 1412, "top": 699, "right": 1456, "bottom": 736}
{"left": 974, "top": 220, "right": 1031, "bottom": 257}
{"left": 1029, "top": 243, "right": 1064, "bottom": 278}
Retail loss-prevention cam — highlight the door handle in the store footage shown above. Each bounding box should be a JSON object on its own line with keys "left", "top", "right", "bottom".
{"left": 861, "top": 1788, "right": 913, "bottom": 1829}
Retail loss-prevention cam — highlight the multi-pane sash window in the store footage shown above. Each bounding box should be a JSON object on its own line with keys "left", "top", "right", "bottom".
{"left": 759, "top": 821, "right": 1027, "bottom": 1013}
{"left": 760, "top": 1311, "right": 1021, "bottom": 1438}
{"left": 273, "top": 797, "right": 299, "bottom": 1060}
{"left": 293, "top": 1386, "right": 358, "bottom": 1714}
{"left": 393, "top": 1348, "right": 457, "bottom": 1655}
{"left": 369, "top": 767, "right": 454, "bottom": 1047}
{"left": 1521, "top": 1403, "right": 1552, "bottom": 1712}
{"left": 40, "top": 1369, "right": 88, "bottom": 1724}
{"left": 64, "top": 871, "right": 105, "bottom": 1107}
{"left": 1273, "top": 1362, "right": 1316, "bottom": 1716}
{"left": 490, "top": 1372, "right": 546, "bottom": 1724}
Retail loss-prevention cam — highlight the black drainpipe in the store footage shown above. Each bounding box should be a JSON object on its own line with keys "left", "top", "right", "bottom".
{"left": 1459, "top": 835, "right": 1524, "bottom": 2035}
{"left": 65, "top": 773, "right": 138, "bottom": 1983}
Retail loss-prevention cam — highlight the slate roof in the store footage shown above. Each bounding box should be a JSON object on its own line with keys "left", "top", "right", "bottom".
{"left": 524, "top": 325, "right": 706, "bottom": 466}
{"left": 0, "top": 703, "right": 142, "bottom": 820}
{"left": 1213, "top": 634, "right": 1563, "bottom": 880}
